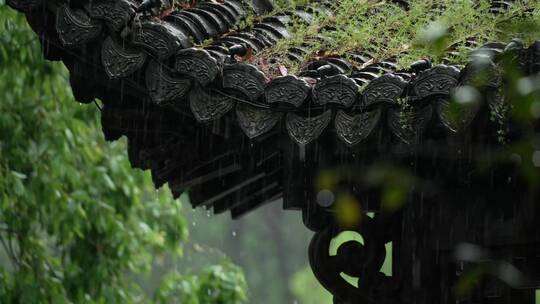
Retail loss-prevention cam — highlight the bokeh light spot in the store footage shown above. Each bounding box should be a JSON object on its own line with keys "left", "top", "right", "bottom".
{"left": 316, "top": 189, "right": 335, "bottom": 207}
{"left": 453, "top": 86, "right": 480, "bottom": 106}
{"left": 532, "top": 151, "right": 540, "bottom": 167}
{"left": 334, "top": 194, "right": 362, "bottom": 228}
{"left": 530, "top": 101, "right": 540, "bottom": 119}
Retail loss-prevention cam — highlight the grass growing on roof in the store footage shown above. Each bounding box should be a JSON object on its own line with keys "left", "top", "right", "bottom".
{"left": 251, "top": 0, "right": 540, "bottom": 73}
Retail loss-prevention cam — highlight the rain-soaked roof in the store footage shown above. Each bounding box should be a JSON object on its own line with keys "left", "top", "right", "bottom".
{"left": 7, "top": 0, "right": 540, "bottom": 218}
{"left": 6, "top": 0, "right": 539, "bottom": 215}
{"left": 6, "top": 1, "right": 540, "bottom": 303}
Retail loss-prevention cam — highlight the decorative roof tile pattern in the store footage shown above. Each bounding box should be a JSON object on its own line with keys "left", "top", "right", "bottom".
{"left": 6, "top": 0, "right": 540, "bottom": 221}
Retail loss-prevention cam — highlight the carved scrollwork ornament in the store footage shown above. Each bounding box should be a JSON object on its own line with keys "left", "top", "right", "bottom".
{"left": 436, "top": 98, "right": 480, "bottom": 134}
{"left": 132, "top": 21, "right": 192, "bottom": 60}
{"left": 189, "top": 87, "right": 235, "bottom": 123}
{"left": 102, "top": 37, "right": 148, "bottom": 79}
{"left": 286, "top": 111, "right": 332, "bottom": 145}
{"left": 308, "top": 217, "right": 394, "bottom": 304}
{"left": 56, "top": 5, "right": 103, "bottom": 47}
{"left": 335, "top": 109, "right": 382, "bottom": 146}
{"left": 265, "top": 76, "right": 312, "bottom": 108}
{"left": 176, "top": 48, "right": 222, "bottom": 86}
{"left": 223, "top": 64, "right": 267, "bottom": 101}
{"left": 388, "top": 104, "right": 433, "bottom": 144}
{"left": 145, "top": 61, "right": 191, "bottom": 106}
{"left": 88, "top": 0, "right": 136, "bottom": 32}
{"left": 236, "top": 104, "right": 282, "bottom": 139}
{"left": 362, "top": 74, "right": 408, "bottom": 108}
{"left": 412, "top": 65, "right": 460, "bottom": 99}
{"left": 313, "top": 75, "right": 359, "bottom": 107}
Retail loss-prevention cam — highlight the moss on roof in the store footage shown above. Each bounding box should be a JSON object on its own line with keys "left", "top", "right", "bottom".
{"left": 249, "top": 0, "right": 540, "bottom": 73}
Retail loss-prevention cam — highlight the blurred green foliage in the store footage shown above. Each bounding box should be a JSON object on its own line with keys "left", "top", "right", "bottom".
{"left": 0, "top": 4, "right": 246, "bottom": 303}
{"left": 176, "top": 200, "right": 315, "bottom": 304}
{"left": 290, "top": 266, "right": 333, "bottom": 304}
{"left": 156, "top": 261, "right": 247, "bottom": 304}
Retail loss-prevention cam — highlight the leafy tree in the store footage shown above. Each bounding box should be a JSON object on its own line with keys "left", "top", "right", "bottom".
{"left": 155, "top": 262, "right": 247, "bottom": 304}
{"left": 0, "top": 4, "right": 247, "bottom": 303}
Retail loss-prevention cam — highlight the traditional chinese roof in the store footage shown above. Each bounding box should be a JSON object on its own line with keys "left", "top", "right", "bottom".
{"left": 7, "top": 0, "right": 540, "bottom": 222}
